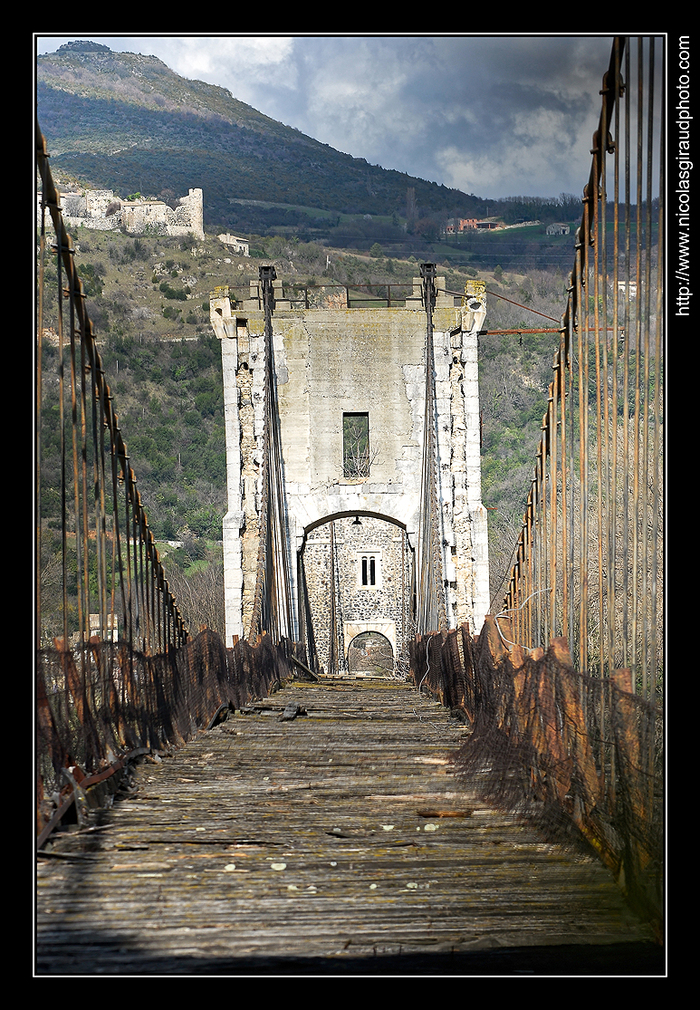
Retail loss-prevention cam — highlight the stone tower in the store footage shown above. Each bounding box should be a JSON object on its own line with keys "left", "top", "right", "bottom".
{"left": 210, "top": 273, "right": 489, "bottom": 669}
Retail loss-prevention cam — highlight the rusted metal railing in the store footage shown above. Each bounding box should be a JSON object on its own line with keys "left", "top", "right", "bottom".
{"left": 36, "top": 121, "right": 188, "bottom": 656}
{"left": 219, "top": 281, "right": 416, "bottom": 310}
{"left": 496, "top": 37, "right": 664, "bottom": 700}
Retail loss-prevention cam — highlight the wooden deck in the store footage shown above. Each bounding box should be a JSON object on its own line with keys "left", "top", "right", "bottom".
{"left": 36, "top": 678, "right": 663, "bottom": 976}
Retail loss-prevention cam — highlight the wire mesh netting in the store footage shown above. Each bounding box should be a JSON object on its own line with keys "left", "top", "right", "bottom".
{"left": 36, "top": 629, "right": 309, "bottom": 839}
{"left": 410, "top": 620, "right": 663, "bottom": 936}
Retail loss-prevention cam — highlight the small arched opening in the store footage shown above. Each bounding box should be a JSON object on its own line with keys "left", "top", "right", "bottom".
{"left": 347, "top": 631, "right": 394, "bottom": 677}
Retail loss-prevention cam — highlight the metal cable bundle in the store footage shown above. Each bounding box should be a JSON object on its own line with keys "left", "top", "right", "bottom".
{"left": 415, "top": 263, "right": 447, "bottom": 635}
{"left": 247, "top": 266, "right": 294, "bottom": 644}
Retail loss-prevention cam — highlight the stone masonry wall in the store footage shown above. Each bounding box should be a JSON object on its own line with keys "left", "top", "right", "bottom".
{"left": 301, "top": 515, "right": 413, "bottom": 674}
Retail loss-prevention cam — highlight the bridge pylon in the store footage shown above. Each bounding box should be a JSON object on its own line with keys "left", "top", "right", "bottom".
{"left": 210, "top": 271, "right": 489, "bottom": 658}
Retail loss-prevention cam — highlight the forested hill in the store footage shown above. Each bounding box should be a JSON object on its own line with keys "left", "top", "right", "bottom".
{"left": 36, "top": 40, "right": 489, "bottom": 234}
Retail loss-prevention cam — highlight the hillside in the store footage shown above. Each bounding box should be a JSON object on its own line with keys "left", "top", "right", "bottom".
{"left": 37, "top": 41, "right": 488, "bottom": 237}
{"left": 36, "top": 41, "right": 583, "bottom": 268}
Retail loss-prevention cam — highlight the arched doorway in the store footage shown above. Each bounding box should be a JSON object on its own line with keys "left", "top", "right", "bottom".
{"left": 298, "top": 513, "right": 413, "bottom": 676}
{"left": 347, "top": 631, "right": 394, "bottom": 677}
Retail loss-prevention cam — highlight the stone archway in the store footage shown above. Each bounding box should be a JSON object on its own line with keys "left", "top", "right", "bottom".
{"left": 347, "top": 631, "right": 394, "bottom": 677}
{"left": 299, "top": 514, "right": 411, "bottom": 677}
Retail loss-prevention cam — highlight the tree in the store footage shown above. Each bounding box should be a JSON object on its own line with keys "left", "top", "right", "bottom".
{"left": 166, "top": 557, "right": 225, "bottom": 637}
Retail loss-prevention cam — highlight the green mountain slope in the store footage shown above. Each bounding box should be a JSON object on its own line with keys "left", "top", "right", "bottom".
{"left": 37, "top": 41, "right": 488, "bottom": 234}
{"left": 36, "top": 220, "right": 568, "bottom": 635}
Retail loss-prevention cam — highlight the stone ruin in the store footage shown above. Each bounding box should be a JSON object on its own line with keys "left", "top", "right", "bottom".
{"left": 38, "top": 186, "right": 205, "bottom": 241}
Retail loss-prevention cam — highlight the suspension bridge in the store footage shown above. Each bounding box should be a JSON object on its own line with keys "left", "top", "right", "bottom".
{"left": 35, "top": 37, "right": 664, "bottom": 976}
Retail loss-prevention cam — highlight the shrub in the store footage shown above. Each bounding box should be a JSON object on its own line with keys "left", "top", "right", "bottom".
{"left": 159, "top": 281, "right": 188, "bottom": 300}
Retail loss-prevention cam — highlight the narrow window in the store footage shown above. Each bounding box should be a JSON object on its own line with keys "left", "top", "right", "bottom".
{"left": 343, "top": 412, "right": 370, "bottom": 478}
{"left": 361, "top": 556, "right": 376, "bottom": 586}
{"left": 359, "top": 552, "right": 381, "bottom": 588}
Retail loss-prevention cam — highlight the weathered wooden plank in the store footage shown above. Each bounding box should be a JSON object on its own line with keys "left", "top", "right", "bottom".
{"left": 36, "top": 678, "right": 662, "bottom": 975}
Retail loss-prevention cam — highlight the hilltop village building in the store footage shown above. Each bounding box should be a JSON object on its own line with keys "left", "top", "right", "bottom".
{"left": 444, "top": 217, "right": 501, "bottom": 234}
{"left": 210, "top": 275, "right": 490, "bottom": 675}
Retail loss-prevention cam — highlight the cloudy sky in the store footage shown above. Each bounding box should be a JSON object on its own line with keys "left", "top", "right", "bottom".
{"left": 36, "top": 34, "right": 616, "bottom": 200}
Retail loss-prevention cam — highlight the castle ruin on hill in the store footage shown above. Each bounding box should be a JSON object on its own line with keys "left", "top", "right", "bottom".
{"left": 38, "top": 186, "right": 205, "bottom": 241}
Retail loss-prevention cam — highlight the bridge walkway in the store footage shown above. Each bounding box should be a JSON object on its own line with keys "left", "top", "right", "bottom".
{"left": 36, "top": 678, "right": 660, "bottom": 976}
